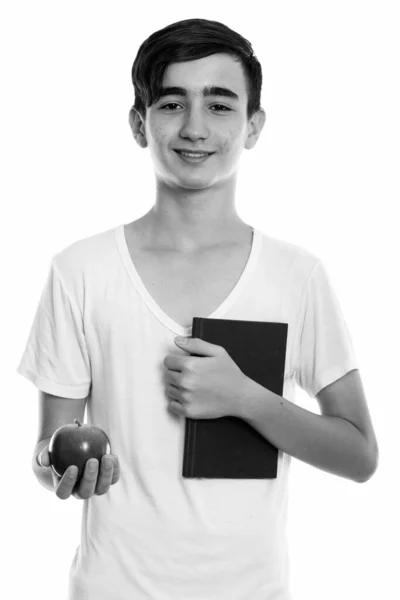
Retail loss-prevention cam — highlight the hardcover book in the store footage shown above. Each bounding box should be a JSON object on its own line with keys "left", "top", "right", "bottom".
{"left": 182, "top": 317, "right": 288, "bottom": 479}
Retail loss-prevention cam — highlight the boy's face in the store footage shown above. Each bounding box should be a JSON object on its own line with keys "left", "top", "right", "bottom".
{"left": 137, "top": 53, "right": 264, "bottom": 190}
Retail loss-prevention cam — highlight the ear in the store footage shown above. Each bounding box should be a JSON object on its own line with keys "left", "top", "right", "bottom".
{"left": 244, "top": 108, "right": 266, "bottom": 151}
{"left": 128, "top": 106, "right": 147, "bottom": 148}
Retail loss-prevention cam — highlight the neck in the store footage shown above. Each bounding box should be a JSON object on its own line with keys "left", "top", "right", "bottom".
{"left": 139, "top": 177, "right": 250, "bottom": 253}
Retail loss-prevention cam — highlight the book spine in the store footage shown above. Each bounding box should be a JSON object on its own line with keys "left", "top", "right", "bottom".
{"left": 182, "top": 317, "right": 203, "bottom": 477}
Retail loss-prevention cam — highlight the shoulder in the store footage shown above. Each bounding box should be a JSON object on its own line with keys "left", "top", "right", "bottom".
{"left": 52, "top": 225, "right": 119, "bottom": 278}
{"left": 47, "top": 225, "right": 120, "bottom": 302}
{"left": 255, "top": 228, "right": 320, "bottom": 284}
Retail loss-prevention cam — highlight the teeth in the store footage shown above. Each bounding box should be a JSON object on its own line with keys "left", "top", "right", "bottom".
{"left": 179, "top": 152, "right": 209, "bottom": 158}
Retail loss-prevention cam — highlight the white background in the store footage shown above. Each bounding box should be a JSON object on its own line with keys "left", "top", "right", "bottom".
{"left": 3, "top": 1, "right": 399, "bottom": 599}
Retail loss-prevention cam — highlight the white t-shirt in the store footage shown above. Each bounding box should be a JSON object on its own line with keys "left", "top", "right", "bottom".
{"left": 17, "top": 224, "right": 358, "bottom": 600}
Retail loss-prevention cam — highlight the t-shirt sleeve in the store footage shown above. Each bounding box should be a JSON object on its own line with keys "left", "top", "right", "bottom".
{"left": 294, "top": 259, "right": 359, "bottom": 398}
{"left": 16, "top": 257, "right": 91, "bottom": 399}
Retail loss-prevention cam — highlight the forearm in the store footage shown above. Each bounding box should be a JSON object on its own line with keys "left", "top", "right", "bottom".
{"left": 32, "top": 437, "right": 54, "bottom": 492}
{"left": 239, "top": 379, "right": 374, "bottom": 483}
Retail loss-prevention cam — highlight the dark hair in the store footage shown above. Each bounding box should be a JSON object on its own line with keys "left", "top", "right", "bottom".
{"left": 131, "top": 18, "right": 262, "bottom": 122}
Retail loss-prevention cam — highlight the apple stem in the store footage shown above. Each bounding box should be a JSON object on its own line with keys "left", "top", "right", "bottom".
{"left": 74, "top": 419, "right": 82, "bottom": 427}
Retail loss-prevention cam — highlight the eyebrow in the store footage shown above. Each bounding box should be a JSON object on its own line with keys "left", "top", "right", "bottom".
{"left": 158, "top": 85, "right": 240, "bottom": 101}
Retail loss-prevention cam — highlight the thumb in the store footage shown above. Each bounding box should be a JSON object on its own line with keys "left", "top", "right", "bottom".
{"left": 37, "top": 446, "right": 50, "bottom": 468}
{"left": 174, "top": 336, "right": 222, "bottom": 356}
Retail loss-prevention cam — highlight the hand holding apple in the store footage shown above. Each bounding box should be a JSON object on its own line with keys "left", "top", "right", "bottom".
{"left": 48, "top": 418, "right": 111, "bottom": 479}
{"left": 38, "top": 419, "right": 120, "bottom": 500}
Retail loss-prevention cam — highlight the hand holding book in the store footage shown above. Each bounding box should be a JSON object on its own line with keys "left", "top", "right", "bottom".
{"left": 163, "top": 336, "right": 249, "bottom": 420}
{"left": 164, "top": 318, "right": 288, "bottom": 479}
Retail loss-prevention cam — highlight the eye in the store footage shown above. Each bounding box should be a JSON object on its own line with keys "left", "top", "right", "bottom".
{"left": 159, "top": 103, "right": 232, "bottom": 112}
{"left": 211, "top": 105, "right": 232, "bottom": 112}
{"left": 160, "top": 103, "right": 181, "bottom": 110}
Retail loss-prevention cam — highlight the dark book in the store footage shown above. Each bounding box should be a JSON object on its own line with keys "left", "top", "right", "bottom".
{"left": 182, "top": 317, "right": 288, "bottom": 479}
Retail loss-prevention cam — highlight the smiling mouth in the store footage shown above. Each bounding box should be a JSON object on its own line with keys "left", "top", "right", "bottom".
{"left": 174, "top": 150, "right": 214, "bottom": 162}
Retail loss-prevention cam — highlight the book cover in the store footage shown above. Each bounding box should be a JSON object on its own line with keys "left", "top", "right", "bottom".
{"left": 182, "top": 317, "right": 288, "bottom": 479}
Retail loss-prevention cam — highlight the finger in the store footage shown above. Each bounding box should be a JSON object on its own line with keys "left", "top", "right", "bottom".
{"left": 55, "top": 465, "right": 79, "bottom": 500}
{"left": 75, "top": 459, "right": 99, "bottom": 500}
{"left": 167, "top": 382, "right": 181, "bottom": 399}
{"left": 94, "top": 455, "right": 114, "bottom": 495}
{"left": 168, "top": 400, "right": 184, "bottom": 416}
{"left": 164, "top": 355, "right": 184, "bottom": 372}
{"left": 166, "top": 370, "right": 181, "bottom": 387}
{"left": 110, "top": 455, "right": 120, "bottom": 485}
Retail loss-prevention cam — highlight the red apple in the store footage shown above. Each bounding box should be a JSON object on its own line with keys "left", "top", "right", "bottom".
{"left": 48, "top": 419, "right": 111, "bottom": 484}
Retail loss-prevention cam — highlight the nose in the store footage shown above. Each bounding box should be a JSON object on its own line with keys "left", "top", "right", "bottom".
{"left": 179, "top": 105, "right": 209, "bottom": 141}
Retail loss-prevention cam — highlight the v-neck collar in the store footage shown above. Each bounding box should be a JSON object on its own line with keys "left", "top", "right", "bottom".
{"left": 115, "top": 223, "right": 262, "bottom": 336}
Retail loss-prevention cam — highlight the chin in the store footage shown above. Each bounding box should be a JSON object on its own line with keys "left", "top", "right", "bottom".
{"left": 178, "top": 178, "right": 221, "bottom": 191}
{"left": 160, "top": 170, "right": 220, "bottom": 190}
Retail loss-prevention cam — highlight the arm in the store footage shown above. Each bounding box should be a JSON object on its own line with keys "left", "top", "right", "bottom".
{"left": 239, "top": 369, "right": 379, "bottom": 483}
{"left": 32, "top": 391, "right": 87, "bottom": 491}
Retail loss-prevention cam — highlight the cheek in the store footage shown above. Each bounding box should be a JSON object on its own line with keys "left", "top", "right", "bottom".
{"left": 154, "top": 126, "right": 165, "bottom": 138}
{"left": 148, "top": 125, "right": 167, "bottom": 147}
{"left": 148, "top": 127, "right": 171, "bottom": 162}
{"left": 220, "top": 130, "right": 245, "bottom": 155}
{"left": 150, "top": 127, "right": 165, "bottom": 144}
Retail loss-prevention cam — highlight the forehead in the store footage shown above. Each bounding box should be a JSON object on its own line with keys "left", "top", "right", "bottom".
{"left": 162, "top": 53, "right": 247, "bottom": 97}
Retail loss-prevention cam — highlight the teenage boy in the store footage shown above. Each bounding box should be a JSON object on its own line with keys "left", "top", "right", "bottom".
{"left": 18, "top": 18, "right": 379, "bottom": 600}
